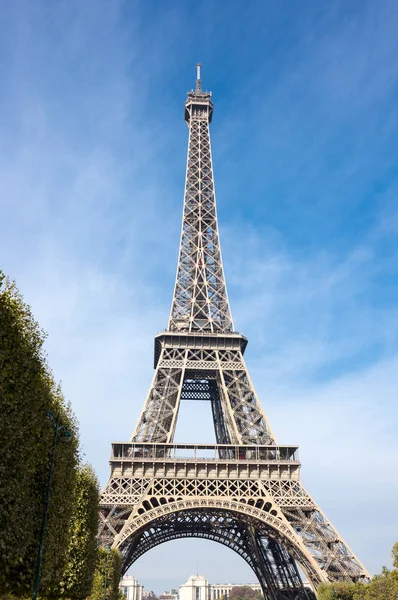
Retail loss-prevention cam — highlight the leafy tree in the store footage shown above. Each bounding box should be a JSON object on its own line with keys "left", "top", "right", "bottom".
{"left": 90, "top": 548, "right": 122, "bottom": 600}
{"left": 0, "top": 273, "right": 50, "bottom": 592}
{"left": 317, "top": 581, "right": 366, "bottom": 599}
{"left": 229, "top": 587, "right": 259, "bottom": 600}
{"left": 58, "top": 465, "right": 100, "bottom": 599}
{"left": 0, "top": 273, "right": 79, "bottom": 595}
{"left": 393, "top": 543, "right": 398, "bottom": 570}
{"left": 39, "top": 390, "right": 80, "bottom": 596}
{"left": 365, "top": 567, "right": 398, "bottom": 600}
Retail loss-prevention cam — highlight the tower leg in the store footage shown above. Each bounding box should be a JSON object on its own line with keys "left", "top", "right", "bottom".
{"left": 246, "top": 529, "right": 315, "bottom": 600}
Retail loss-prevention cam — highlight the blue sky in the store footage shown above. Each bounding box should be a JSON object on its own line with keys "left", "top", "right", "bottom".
{"left": 1, "top": 0, "right": 398, "bottom": 593}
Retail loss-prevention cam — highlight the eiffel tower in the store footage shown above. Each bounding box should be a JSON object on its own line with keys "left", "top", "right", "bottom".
{"left": 99, "top": 65, "right": 370, "bottom": 599}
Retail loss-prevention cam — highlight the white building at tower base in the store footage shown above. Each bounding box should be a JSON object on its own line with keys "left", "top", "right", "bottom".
{"left": 179, "top": 575, "right": 262, "bottom": 600}
{"left": 120, "top": 575, "right": 144, "bottom": 600}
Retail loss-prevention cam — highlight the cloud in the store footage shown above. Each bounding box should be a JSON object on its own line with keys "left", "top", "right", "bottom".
{"left": 224, "top": 215, "right": 397, "bottom": 383}
{"left": 265, "top": 355, "right": 398, "bottom": 574}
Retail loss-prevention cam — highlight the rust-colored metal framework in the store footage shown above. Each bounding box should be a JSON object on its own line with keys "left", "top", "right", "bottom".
{"left": 99, "top": 66, "right": 370, "bottom": 599}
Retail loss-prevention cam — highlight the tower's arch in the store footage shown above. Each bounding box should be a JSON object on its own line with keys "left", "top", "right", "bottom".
{"left": 115, "top": 503, "right": 322, "bottom": 596}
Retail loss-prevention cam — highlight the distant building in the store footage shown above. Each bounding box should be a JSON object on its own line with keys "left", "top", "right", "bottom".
{"left": 159, "top": 590, "right": 179, "bottom": 600}
{"left": 179, "top": 576, "right": 262, "bottom": 600}
{"left": 180, "top": 575, "right": 209, "bottom": 600}
{"left": 120, "top": 575, "right": 144, "bottom": 600}
{"left": 209, "top": 583, "right": 262, "bottom": 600}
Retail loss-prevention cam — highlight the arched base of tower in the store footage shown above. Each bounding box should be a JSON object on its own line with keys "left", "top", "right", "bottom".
{"left": 116, "top": 508, "right": 317, "bottom": 600}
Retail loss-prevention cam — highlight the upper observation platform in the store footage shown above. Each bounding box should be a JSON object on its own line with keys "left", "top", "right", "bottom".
{"left": 185, "top": 63, "right": 213, "bottom": 124}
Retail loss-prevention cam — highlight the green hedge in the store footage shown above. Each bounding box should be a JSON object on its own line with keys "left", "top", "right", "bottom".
{"left": 0, "top": 273, "right": 99, "bottom": 598}
{"left": 58, "top": 465, "right": 100, "bottom": 599}
{"left": 89, "top": 548, "right": 122, "bottom": 600}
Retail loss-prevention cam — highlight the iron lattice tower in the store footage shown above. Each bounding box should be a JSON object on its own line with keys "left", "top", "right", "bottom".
{"left": 99, "top": 66, "right": 370, "bottom": 599}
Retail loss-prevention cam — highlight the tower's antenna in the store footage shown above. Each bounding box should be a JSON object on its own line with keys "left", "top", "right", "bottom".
{"left": 196, "top": 62, "right": 202, "bottom": 91}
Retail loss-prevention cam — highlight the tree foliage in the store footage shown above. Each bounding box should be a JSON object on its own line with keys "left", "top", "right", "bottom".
{"left": 89, "top": 548, "right": 122, "bottom": 600}
{"left": 393, "top": 543, "right": 398, "bottom": 570}
{"left": 0, "top": 273, "right": 81, "bottom": 596}
{"left": 0, "top": 273, "right": 49, "bottom": 591}
{"left": 317, "top": 581, "right": 366, "bottom": 599}
{"left": 229, "top": 588, "right": 262, "bottom": 600}
{"left": 39, "top": 393, "right": 80, "bottom": 597}
{"left": 58, "top": 465, "right": 100, "bottom": 599}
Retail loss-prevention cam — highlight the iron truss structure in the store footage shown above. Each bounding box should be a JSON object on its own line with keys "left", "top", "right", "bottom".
{"left": 99, "top": 66, "right": 370, "bottom": 599}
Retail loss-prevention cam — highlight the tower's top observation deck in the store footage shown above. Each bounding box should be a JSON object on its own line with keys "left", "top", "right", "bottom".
{"left": 185, "top": 63, "right": 213, "bottom": 124}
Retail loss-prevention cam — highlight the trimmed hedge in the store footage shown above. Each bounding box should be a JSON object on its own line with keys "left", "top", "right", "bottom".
{"left": 58, "top": 465, "right": 100, "bottom": 599}
{"left": 0, "top": 273, "right": 99, "bottom": 598}
{"left": 89, "top": 548, "right": 122, "bottom": 600}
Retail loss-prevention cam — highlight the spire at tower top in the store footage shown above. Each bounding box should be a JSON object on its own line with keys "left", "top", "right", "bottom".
{"left": 196, "top": 62, "right": 202, "bottom": 91}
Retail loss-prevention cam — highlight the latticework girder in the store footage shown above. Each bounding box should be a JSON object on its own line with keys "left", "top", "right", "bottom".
{"left": 99, "top": 67, "right": 370, "bottom": 599}
{"left": 169, "top": 77, "right": 233, "bottom": 335}
{"left": 132, "top": 345, "right": 274, "bottom": 444}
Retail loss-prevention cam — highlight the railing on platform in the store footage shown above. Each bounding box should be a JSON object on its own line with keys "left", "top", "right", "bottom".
{"left": 111, "top": 443, "right": 299, "bottom": 463}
